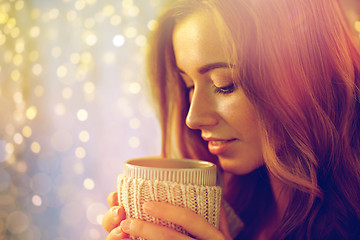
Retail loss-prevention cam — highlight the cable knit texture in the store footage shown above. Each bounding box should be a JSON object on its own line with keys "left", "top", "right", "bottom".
{"left": 117, "top": 174, "right": 222, "bottom": 240}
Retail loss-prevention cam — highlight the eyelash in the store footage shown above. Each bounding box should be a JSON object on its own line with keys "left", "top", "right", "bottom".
{"left": 186, "top": 84, "right": 235, "bottom": 95}
{"left": 214, "top": 83, "right": 235, "bottom": 95}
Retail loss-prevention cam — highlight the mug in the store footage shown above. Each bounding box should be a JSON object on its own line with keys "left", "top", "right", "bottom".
{"left": 117, "top": 157, "right": 222, "bottom": 239}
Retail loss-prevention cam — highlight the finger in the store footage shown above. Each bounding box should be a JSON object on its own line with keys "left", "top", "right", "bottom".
{"left": 143, "top": 202, "right": 225, "bottom": 240}
{"left": 120, "top": 218, "right": 192, "bottom": 240}
{"left": 102, "top": 206, "right": 126, "bottom": 233}
{"left": 107, "top": 191, "right": 119, "bottom": 207}
{"left": 105, "top": 226, "right": 129, "bottom": 240}
{"left": 219, "top": 204, "right": 232, "bottom": 240}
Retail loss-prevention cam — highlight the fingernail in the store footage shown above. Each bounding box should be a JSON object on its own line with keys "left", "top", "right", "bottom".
{"left": 120, "top": 219, "right": 131, "bottom": 232}
{"left": 143, "top": 202, "right": 154, "bottom": 213}
{"left": 112, "top": 207, "right": 120, "bottom": 217}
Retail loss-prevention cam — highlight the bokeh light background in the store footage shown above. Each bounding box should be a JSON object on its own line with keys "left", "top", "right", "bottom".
{"left": 0, "top": 0, "right": 359, "bottom": 239}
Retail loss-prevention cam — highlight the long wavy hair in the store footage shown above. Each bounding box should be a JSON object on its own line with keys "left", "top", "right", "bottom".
{"left": 146, "top": 0, "right": 360, "bottom": 239}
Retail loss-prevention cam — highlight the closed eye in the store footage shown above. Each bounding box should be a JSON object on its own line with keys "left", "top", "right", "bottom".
{"left": 214, "top": 83, "right": 235, "bottom": 95}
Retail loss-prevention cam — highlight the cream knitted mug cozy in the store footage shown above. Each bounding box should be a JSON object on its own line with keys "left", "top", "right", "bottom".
{"left": 117, "top": 157, "right": 222, "bottom": 240}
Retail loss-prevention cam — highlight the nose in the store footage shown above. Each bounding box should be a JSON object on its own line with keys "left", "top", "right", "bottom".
{"left": 185, "top": 87, "right": 218, "bottom": 130}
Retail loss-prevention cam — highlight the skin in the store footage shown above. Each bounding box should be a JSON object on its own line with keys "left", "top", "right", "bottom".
{"left": 102, "top": 11, "right": 274, "bottom": 240}
{"left": 174, "top": 11, "right": 264, "bottom": 175}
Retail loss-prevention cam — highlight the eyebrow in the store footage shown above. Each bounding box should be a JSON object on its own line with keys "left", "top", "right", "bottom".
{"left": 177, "top": 62, "right": 233, "bottom": 75}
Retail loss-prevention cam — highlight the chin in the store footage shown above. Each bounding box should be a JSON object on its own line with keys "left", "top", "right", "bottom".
{"left": 218, "top": 156, "right": 264, "bottom": 175}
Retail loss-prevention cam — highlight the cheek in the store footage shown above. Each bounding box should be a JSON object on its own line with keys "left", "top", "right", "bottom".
{"left": 225, "top": 97, "right": 260, "bottom": 136}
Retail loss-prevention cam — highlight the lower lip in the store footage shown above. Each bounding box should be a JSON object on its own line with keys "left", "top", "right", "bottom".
{"left": 208, "top": 139, "right": 237, "bottom": 155}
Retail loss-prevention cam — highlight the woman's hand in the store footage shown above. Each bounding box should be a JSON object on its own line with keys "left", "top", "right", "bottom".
{"left": 102, "top": 191, "right": 232, "bottom": 240}
{"left": 119, "top": 201, "right": 232, "bottom": 240}
{"left": 102, "top": 191, "right": 129, "bottom": 240}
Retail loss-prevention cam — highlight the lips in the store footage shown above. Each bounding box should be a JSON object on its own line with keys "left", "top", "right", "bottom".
{"left": 203, "top": 136, "right": 237, "bottom": 155}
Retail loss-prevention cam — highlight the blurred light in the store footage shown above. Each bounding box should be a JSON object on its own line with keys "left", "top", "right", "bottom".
{"left": 6, "top": 211, "right": 29, "bottom": 234}
{"left": 26, "top": 106, "right": 38, "bottom": 120}
{"left": 129, "top": 82, "right": 141, "bottom": 94}
{"left": 32, "top": 195, "right": 42, "bottom": 206}
{"left": 62, "top": 87, "right": 73, "bottom": 99}
{"left": 0, "top": 13, "right": 9, "bottom": 25}
{"left": 15, "top": 161, "right": 28, "bottom": 173}
{"left": 81, "top": 52, "right": 93, "bottom": 64}
{"left": 4, "top": 50, "right": 13, "bottom": 63}
{"left": 102, "top": 4, "right": 115, "bottom": 17}
{"left": 34, "top": 85, "right": 45, "bottom": 97}
{"left": 83, "top": 31, "right": 97, "bottom": 46}
{"left": 83, "top": 178, "right": 95, "bottom": 190}
{"left": 83, "top": 82, "right": 95, "bottom": 94}
{"left": 128, "top": 136, "right": 140, "bottom": 148}
{"left": 30, "top": 8, "right": 41, "bottom": 20}
{"left": 75, "top": 0, "right": 86, "bottom": 10}
{"left": 122, "top": 0, "right": 133, "bottom": 9}
{"left": 6, "top": 18, "right": 16, "bottom": 29}
{"left": 15, "top": 38, "right": 25, "bottom": 53}
{"left": 110, "top": 15, "right": 122, "bottom": 26}
{"left": 355, "top": 21, "right": 360, "bottom": 32}
{"left": 13, "top": 109, "right": 24, "bottom": 122}
{"left": 113, "top": 34, "right": 125, "bottom": 47}
{"left": 129, "top": 118, "right": 141, "bottom": 129}
{"left": 49, "top": 8, "right": 60, "bottom": 20}
{"left": 13, "top": 54, "right": 23, "bottom": 66}
{"left": 79, "top": 130, "right": 90, "bottom": 142}
{"left": 22, "top": 126, "right": 33, "bottom": 138}
{"left": 70, "top": 53, "right": 81, "bottom": 64}
{"left": 86, "top": 0, "right": 97, "bottom": 4}
{"left": 126, "top": 6, "right": 140, "bottom": 17}
{"left": 147, "top": 19, "right": 157, "bottom": 31}
{"left": 13, "top": 92, "right": 23, "bottom": 103}
{"left": 66, "top": 10, "right": 77, "bottom": 21}
{"left": 75, "top": 147, "right": 86, "bottom": 159}
{"left": 124, "top": 27, "right": 137, "bottom": 38}
{"left": 32, "top": 64, "right": 43, "bottom": 76}
{"left": 15, "top": 1, "right": 25, "bottom": 11}
{"left": 13, "top": 132, "right": 24, "bottom": 144}
{"left": 77, "top": 109, "right": 88, "bottom": 121}
{"left": 57, "top": 65, "right": 68, "bottom": 78}
{"left": 30, "top": 141, "right": 41, "bottom": 153}
{"left": 29, "top": 26, "right": 41, "bottom": 38}
{"left": 11, "top": 70, "right": 21, "bottom": 81}
{"left": 10, "top": 27, "right": 20, "bottom": 38}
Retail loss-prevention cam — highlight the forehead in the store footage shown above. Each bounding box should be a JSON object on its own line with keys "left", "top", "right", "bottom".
{"left": 172, "top": 11, "right": 227, "bottom": 70}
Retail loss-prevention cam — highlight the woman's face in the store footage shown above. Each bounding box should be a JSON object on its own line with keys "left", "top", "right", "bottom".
{"left": 172, "top": 11, "right": 264, "bottom": 175}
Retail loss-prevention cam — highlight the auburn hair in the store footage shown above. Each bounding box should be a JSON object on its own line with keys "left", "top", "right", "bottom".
{"left": 146, "top": 0, "right": 360, "bottom": 239}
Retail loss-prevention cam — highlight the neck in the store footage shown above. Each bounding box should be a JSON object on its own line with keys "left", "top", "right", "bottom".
{"left": 269, "top": 174, "right": 289, "bottom": 219}
{"left": 256, "top": 173, "right": 289, "bottom": 240}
